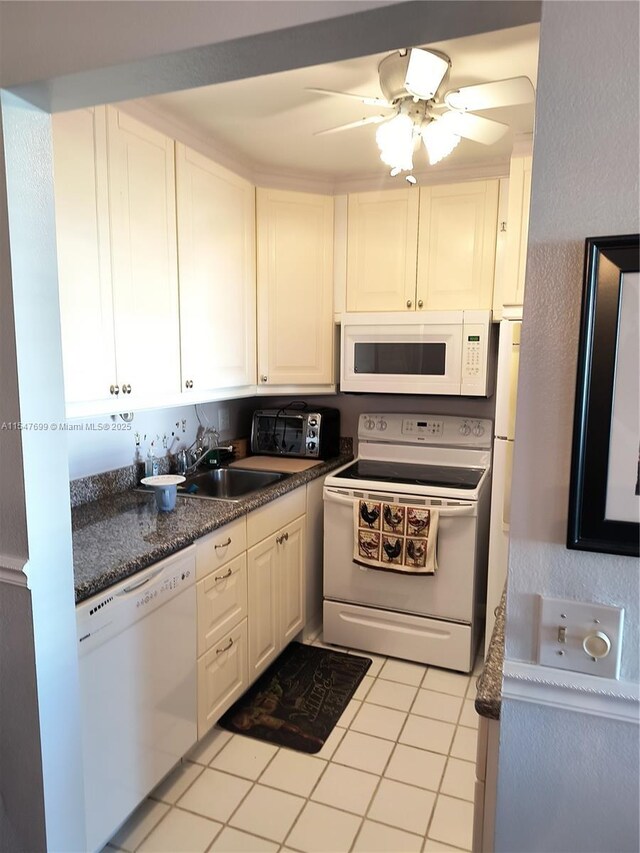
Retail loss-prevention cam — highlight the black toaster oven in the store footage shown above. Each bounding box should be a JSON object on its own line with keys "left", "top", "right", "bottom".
{"left": 250, "top": 406, "right": 340, "bottom": 459}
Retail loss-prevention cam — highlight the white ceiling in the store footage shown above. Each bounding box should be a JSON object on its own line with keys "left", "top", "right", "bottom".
{"left": 134, "top": 23, "right": 539, "bottom": 185}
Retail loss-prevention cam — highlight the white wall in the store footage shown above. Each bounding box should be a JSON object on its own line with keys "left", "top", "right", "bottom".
{"left": 496, "top": 2, "right": 640, "bottom": 851}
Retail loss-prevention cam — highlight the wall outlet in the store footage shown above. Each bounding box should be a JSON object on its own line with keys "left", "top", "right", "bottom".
{"left": 218, "top": 407, "right": 230, "bottom": 432}
{"left": 538, "top": 596, "right": 624, "bottom": 679}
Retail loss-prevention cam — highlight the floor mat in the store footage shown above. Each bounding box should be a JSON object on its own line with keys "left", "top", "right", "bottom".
{"left": 218, "top": 642, "right": 372, "bottom": 754}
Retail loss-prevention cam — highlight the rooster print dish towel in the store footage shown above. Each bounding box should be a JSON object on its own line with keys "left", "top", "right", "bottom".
{"left": 354, "top": 500, "right": 438, "bottom": 575}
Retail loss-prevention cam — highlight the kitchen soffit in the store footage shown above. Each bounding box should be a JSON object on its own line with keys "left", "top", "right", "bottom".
{"left": 126, "top": 23, "right": 539, "bottom": 187}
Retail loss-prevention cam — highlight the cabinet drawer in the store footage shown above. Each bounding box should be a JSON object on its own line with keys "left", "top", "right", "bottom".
{"left": 197, "top": 619, "right": 248, "bottom": 738}
{"left": 247, "top": 487, "right": 306, "bottom": 548}
{"left": 196, "top": 517, "right": 246, "bottom": 580}
{"left": 197, "top": 553, "right": 247, "bottom": 655}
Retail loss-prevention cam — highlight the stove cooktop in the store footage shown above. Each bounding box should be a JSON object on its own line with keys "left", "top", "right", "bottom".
{"left": 333, "top": 459, "right": 485, "bottom": 490}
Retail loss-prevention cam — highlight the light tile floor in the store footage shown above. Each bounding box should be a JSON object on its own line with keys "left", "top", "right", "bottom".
{"left": 105, "top": 639, "right": 483, "bottom": 853}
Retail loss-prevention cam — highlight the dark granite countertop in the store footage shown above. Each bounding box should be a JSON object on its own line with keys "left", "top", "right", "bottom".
{"left": 475, "top": 587, "right": 506, "bottom": 721}
{"left": 73, "top": 453, "right": 352, "bottom": 604}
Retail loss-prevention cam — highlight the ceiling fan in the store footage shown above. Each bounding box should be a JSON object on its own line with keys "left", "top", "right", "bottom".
{"left": 307, "top": 48, "right": 534, "bottom": 175}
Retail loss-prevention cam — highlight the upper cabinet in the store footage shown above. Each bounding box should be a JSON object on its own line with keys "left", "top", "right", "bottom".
{"left": 346, "top": 189, "right": 419, "bottom": 311}
{"left": 417, "top": 180, "right": 499, "bottom": 311}
{"left": 176, "top": 144, "right": 256, "bottom": 399}
{"left": 52, "top": 107, "right": 117, "bottom": 413}
{"left": 256, "top": 188, "right": 335, "bottom": 393}
{"left": 494, "top": 137, "right": 533, "bottom": 316}
{"left": 345, "top": 180, "right": 499, "bottom": 313}
{"left": 53, "top": 106, "right": 181, "bottom": 415}
{"left": 106, "top": 109, "right": 181, "bottom": 408}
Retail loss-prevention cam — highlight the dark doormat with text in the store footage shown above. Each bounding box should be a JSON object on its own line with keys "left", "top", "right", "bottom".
{"left": 218, "top": 642, "right": 372, "bottom": 753}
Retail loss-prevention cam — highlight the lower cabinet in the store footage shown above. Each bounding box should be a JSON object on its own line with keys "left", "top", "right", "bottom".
{"left": 473, "top": 714, "right": 500, "bottom": 852}
{"left": 195, "top": 487, "right": 306, "bottom": 738}
{"left": 247, "top": 514, "right": 305, "bottom": 679}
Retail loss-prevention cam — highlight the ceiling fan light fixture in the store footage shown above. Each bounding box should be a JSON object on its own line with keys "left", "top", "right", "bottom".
{"left": 376, "top": 113, "right": 414, "bottom": 171}
{"left": 421, "top": 119, "right": 461, "bottom": 165}
{"left": 404, "top": 48, "right": 449, "bottom": 100}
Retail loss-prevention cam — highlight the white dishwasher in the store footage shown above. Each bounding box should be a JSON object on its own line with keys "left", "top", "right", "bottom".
{"left": 76, "top": 546, "right": 197, "bottom": 853}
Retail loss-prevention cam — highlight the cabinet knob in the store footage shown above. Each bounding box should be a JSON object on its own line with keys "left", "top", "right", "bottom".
{"left": 110, "top": 384, "right": 119, "bottom": 396}
{"left": 417, "top": 299, "right": 424, "bottom": 308}
{"left": 122, "top": 384, "right": 132, "bottom": 394}
{"left": 185, "top": 379, "right": 194, "bottom": 389}
{"left": 260, "top": 375, "right": 268, "bottom": 383}
{"left": 406, "top": 300, "right": 412, "bottom": 308}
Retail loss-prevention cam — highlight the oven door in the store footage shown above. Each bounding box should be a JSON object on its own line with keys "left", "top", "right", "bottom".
{"left": 340, "top": 311, "right": 463, "bottom": 395}
{"left": 323, "top": 487, "right": 479, "bottom": 622}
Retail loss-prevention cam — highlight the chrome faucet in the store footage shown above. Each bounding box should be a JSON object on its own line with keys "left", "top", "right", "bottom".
{"left": 181, "top": 427, "right": 233, "bottom": 475}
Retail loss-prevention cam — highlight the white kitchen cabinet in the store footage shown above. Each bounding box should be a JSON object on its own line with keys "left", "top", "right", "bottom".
{"left": 473, "top": 715, "right": 500, "bottom": 853}
{"left": 107, "top": 108, "right": 181, "bottom": 408}
{"left": 256, "top": 188, "right": 335, "bottom": 394}
{"left": 417, "top": 180, "right": 499, "bottom": 311}
{"left": 494, "top": 136, "right": 533, "bottom": 317}
{"left": 176, "top": 144, "right": 256, "bottom": 400}
{"left": 197, "top": 619, "right": 248, "bottom": 738}
{"left": 52, "top": 107, "right": 117, "bottom": 415}
{"left": 246, "top": 488, "right": 307, "bottom": 679}
{"left": 346, "top": 189, "right": 419, "bottom": 311}
{"left": 53, "top": 106, "right": 182, "bottom": 415}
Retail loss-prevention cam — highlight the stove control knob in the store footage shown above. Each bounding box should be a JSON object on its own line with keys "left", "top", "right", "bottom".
{"left": 365, "top": 418, "right": 375, "bottom": 430}
{"left": 472, "top": 423, "right": 485, "bottom": 437}
{"left": 459, "top": 422, "right": 471, "bottom": 436}
{"left": 377, "top": 419, "right": 388, "bottom": 431}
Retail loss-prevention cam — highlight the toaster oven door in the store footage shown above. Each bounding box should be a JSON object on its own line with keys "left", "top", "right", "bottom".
{"left": 252, "top": 413, "right": 308, "bottom": 457}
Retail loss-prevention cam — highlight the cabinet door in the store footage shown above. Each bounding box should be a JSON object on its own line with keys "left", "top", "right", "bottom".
{"left": 279, "top": 516, "right": 305, "bottom": 645}
{"left": 346, "top": 189, "right": 419, "bottom": 311}
{"left": 247, "top": 532, "right": 280, "bottom": 679}
{"left": 176, "top": 144, "right": 256, "bottom": 397}
{"left": 52, "top": 107, "right": 117, "bottom": 413}
{"left": 256, "top": 188, "right": 334, "bottom": 388}
{"left": 417, "top": 181, "right": 499, "bottom": 310}
{"left": 197, "top": 619, "right": 248, "bottom": 738}
{"left": 106, "top": 108, "right": 181, "bottom": 405}
{"left": 503, "top": 151, "right": 532, "bottom": 308}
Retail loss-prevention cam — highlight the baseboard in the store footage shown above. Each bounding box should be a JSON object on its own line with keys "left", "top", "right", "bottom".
{"left": 503, "top": 659, "right": 639, "bottom": 724}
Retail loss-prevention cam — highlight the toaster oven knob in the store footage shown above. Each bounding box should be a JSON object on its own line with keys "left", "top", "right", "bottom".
{"left": 308, "top": 429, "right": 317, "bottom": 438}
{"left": 309, "top": 418, "right": 318, "bottom": 427}
{"left": 308, "top": 441, "right": 317, "bottom": 451}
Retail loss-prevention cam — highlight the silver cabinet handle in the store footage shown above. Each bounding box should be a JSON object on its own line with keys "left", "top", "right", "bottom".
{"left": 214, "top": 537, "right": 232, "bottom": 550}
{"left": 214, "top": 567, "right": 233, "bottom": 583}
{"left": 185, "top": 379, "right": 194, "bottom": 389}
{"left": 122, "top": 384, "right": 132, "bottom": 394}
{"left": 417, "top": 299, "right": 424, "bottom": 308}
{"left": 110, "top": 384, "right": 120, "bottom": 395}
{"left": 260, "top": 375, "right": 268, "bottom": 383}
{"left": 284, "top": 532, "right": 289, "bottom": 541}
{"left": 216, "top": 637, "right": 233, "bottom": 655}
{"left": 276, "top": 532, "right": 289, "bottom": 545}
{"left": 406, "top": 299, "right": 412, "bottom": 308}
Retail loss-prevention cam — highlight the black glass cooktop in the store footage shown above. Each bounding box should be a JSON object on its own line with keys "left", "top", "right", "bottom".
{"left": 334, "top": 459, "right": 485, "bottom": 490}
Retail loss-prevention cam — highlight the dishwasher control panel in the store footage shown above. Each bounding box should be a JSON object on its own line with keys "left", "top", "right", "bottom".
{"left": 76, "top": 545, "right": 196, "bottom": 654}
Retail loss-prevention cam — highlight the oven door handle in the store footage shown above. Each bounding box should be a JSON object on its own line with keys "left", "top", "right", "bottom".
{"left": 324, "top": 490, "right": 475, "bottom": 516}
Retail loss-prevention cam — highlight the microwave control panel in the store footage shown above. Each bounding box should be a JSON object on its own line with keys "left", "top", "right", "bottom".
{"left": 462, "top": 332, "right": 484, "bottom": 377}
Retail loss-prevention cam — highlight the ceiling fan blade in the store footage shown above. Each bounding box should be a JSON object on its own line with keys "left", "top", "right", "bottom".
{"left": 444, "top": 77, "right": 535, "bottom": 112}
{"left": 439, "top": 110, "right": 509, "bottom": 145}
{"left": 314, "top": 114, "right": 390, "bottom": 136}
{"left": 305, "top": 87, "right": 393, "bottom": 108}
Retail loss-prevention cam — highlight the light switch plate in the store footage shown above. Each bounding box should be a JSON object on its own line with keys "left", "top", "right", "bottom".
{"left": 538, "top": 596, "right": 624, "bottom": 679}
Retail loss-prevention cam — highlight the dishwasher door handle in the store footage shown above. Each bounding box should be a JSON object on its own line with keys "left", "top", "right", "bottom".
{"left": 118, "top": 565, "right": 164, "bottom": 595}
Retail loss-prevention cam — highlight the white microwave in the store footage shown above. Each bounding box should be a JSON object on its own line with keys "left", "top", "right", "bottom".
{"left": 340, "top": 310, "right": 495, "bottom": 396}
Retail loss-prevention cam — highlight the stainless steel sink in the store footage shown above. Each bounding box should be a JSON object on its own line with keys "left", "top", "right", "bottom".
{"left": 178, "top": 467, "right": 289, "bottom": 501}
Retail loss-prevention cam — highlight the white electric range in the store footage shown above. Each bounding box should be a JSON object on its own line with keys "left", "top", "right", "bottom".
{"left": 322, "top": 413, "right": 492, "bottom": 673}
